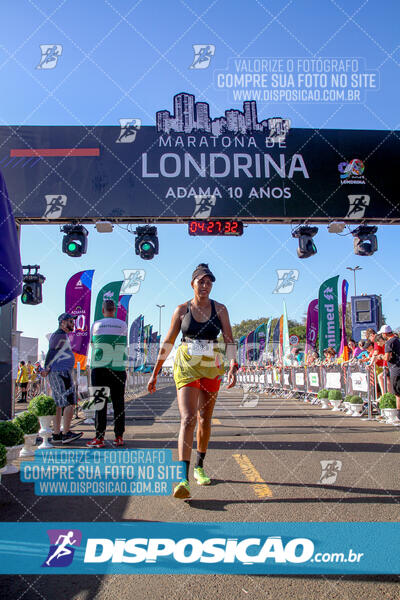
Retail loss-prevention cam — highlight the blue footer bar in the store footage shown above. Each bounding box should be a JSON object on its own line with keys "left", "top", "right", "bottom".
{"left": 0, "top": 522, "right": 398, "bottom": 574}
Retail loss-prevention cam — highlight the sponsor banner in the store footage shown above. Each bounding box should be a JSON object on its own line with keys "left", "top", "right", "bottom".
{"left": 273, "top": 368, "right": 281, "bottom": 385}
{"left": 318, "top": 276, "right": 340, "bottom": 356}
{"left": 117, "top": 294, "right": 131, "bottom": 323}
{"left": 308, "top": 370, "right": 320, "bottom": 389}
{"left": 94, "top": 281, "right": 123, "bottom": 321}
{"left": 65, "top": 270, "right": 94, "bottom": 370}
{"left": 349, "top": 369, "right": 369, "bottom": 393}
{"left": 305, "top": 299, "right": 318, "bottom": 354}
{"left": 338, "top": 279, "right": 350, "bottom": 361}
{"left": 325, "top": 370, "right": 342, "bottom": 390}
{"left": 0, "top": 522, "right": 398, "bottom": 574}
{"left": 294, "top": 370, "right": 305, "bottom": 389}
{"left": 282, "top": 368, "right": 292, "bottom": 389}
{"left": 266, "top": 372, "right": 273, "bottom": 385}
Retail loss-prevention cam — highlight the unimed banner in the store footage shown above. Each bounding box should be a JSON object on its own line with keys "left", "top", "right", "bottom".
{"left": 318, "top": 275, "right": 340, "bottom": 356}
{"left": 65, "top": 270, "right": 94, "bottom": 370}
{"left": 94, "top": 281, "right": 123, "bottom": 321}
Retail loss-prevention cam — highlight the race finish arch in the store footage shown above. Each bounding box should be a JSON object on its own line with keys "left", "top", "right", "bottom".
{"left": 1, "top": 94, "right": 399, "bottom": 418}
{"left": 0, "top": 93, "right": 399, "bottom": 225}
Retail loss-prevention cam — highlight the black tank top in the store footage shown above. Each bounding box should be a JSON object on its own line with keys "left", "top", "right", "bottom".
{"left": 181, "top": 300, "right": 222, "bottom": 341}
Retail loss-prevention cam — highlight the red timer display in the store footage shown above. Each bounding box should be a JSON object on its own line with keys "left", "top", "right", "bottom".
{"left": 188, "top": 220, "right": 244, "bottom": 236}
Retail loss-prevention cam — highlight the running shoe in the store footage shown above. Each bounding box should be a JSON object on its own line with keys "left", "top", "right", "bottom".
{"left": 113, "top": 436, "right": 124, "bottom": 447}
{"left": 193, "top": 467, "right": 211, "bottom": 486}
{"left": 173, "top": 479, "right": 191, "bottom": 499}
{"left": 52, "top": 433, "right": 63, "bottom": 444}
{"left": 86, "top": 436, "right": 105, "bottom": 448}
{"left": 62, "top": 431, "right": 83, "bottom": 444}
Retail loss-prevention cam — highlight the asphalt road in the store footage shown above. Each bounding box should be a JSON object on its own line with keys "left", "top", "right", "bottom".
{"left": 1, "top": 382, "right": 399, "bottom": 599}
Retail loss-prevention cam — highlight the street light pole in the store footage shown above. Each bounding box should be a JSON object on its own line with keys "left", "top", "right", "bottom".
{"left": 346, "top": 266, "right": 362, "bottom": 296}
{"left": 156, "top": 304, "right": 165, "bottom": 337}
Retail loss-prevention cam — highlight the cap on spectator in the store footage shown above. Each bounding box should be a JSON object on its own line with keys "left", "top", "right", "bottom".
{"left": 58, "top": 312, "right": 76, "bottom": 323}
{"left": 377, "top": 325, "right": 392, "bottom": 334}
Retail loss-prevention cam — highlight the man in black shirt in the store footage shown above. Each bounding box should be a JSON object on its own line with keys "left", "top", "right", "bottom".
{"left": 382, "top": 325, "right": 400, "bottom": 411}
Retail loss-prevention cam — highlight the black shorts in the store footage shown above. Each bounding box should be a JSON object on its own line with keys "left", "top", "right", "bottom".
{"left": 390, "top": 371, "right": 400, "bottom": 396}
{"left": 19, "top": 382, "right": 28, "bottom": 389}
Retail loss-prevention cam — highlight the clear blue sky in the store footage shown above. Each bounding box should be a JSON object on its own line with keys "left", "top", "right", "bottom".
{"left": 1, "top": 0, "right": 399, "bottom": 353}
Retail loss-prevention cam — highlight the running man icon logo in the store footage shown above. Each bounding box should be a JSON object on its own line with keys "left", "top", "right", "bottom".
{"left": 273, "top": 270, "right": 299, "bottom": 294}
{"left": 267, "top": 118, "right": 291, "bottom": 143}
{"left": 87, "top": 386, "right": 110, "bottom": 411}
{"left": 189, "top": 44, "right": 215, "bottom": 69}
{"left": 43, "top": 195, "right": 67, "bottom": 219}
{"left": 346, "top": 195, "right": 370, "bottom": 219}
{"left": 37, "top": 45, "right": 63, "bottom": 69}
{"left": 121, "top": 269, "right": 146, "bottom": 294}
{"left": 240, "top": 385, "right": 260, "bottom": 408}
{"left": 192, "top": 195, "right": 216, "bottom": 218}
{"left": 116, "top": 119, "right": 141, "bottom": 143}
{"left": 318, "top": 460, "right": 342, "bottom": 485}
{"left": 42, "top": 529, "right": 82, "bottom": 567}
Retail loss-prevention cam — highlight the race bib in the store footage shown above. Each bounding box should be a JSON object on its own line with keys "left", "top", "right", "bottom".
{"left": 186, "top": 340, "right": 214, "bottom": 357}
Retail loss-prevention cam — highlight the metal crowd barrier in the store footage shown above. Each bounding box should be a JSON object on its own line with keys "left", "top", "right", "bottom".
{"left": 235, "top": 363, "right": 386, "bottom": 418}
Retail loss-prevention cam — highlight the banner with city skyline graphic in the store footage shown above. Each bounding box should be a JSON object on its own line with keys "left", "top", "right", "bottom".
{"left": 0, "top": 92, "right": 398, "bottom": 224}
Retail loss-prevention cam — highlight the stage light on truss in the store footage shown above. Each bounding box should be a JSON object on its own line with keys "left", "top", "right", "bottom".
{"left": 61, "top": 224, "right": 88, "bottom": 257}
{"left": 21, "top": 265, "right": 46, "bottom": 305}
{"left": 292, "top": 225, "right": 318, "bottom": 259}
{"left": 134, "top": 225, "right": 159, "bottom": 260}
{"left": 352, "top": 225, "right": 378, "bottom": 256}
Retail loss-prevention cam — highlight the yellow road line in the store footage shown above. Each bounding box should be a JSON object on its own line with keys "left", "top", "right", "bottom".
{"left": 233, "top": 453, "right": 273, "bottom": 498}
{"left": 212, "top": 418, "right": 221, "bottom": 425}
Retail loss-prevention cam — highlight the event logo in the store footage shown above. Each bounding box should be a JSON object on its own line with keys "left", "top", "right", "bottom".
{"left": 240, "top": 384, "right": 260, "bottom": 408}
{"left": 84, "top": 535, "right": 314, "bottom": 564}
{"left": 323, "top": 287, "right": 334, "bottom": 301}
{"left": 319, "top": 460, "right": 342, "bottom": 485}
{"left": 346, "top": 194, "right": 370, "bottom": 218}
{"left": 36, "top": 45, "right": 63, "bottom": 69}
{"left": 116, "top": 119, "right": 141, "bottom": 143}
{"left": 86, "top": 386, "right": 110, "bottom": 411}
{"left": 121, "top": 269, "right": 146, "bottom": 294}
{"left": 42, "top": 529, "right": 82, "bottom": 567}
{"left": 266, "top": 118, "right": 291, "bottom": 143}
{"left": 43, "top": 195, "right": 67, "bottom": 219}
{"left": 189, "top": 45, "right": 215, "bottom": 69}
{"left": 192, "top": 194, "right": 216, "bottom": 218}
{"left": 273, "top": 269, "right": 299, "bottom": 294}
{"left": 338, "top": 159, "right": 365, "bottom": 184}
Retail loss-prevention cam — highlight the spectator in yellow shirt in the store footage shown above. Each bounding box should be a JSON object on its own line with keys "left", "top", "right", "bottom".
{"left": 16, "top": 361, "right": 29, "bottom": 403}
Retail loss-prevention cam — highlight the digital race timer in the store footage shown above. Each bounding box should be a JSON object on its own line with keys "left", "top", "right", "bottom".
{"left": 188, "top": 220, "right": 244, "bottom": 236}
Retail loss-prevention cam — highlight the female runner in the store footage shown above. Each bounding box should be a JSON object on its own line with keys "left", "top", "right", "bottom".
{"left": 147, "top": 263, "right": 238, "bottom": 499}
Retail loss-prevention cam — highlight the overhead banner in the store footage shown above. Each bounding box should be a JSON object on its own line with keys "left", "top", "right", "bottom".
{"left": 94, "top": 281, "right": 123, "bottom": 322}
{"left": 318, "top": 275, "right": 340, "bottom": 356}
{"left": 1, "top": 96, "right": 398, "bottom": 223}
{"left": 65, "top": 270, "right": 94, "bottom": 370}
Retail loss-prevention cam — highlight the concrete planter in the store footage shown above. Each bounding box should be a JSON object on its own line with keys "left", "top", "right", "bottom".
{"left": 20, "top": 433, "right": 38, "bottom": 457}
{"left": 2, "top": 444, "right": 24, "bottom": 474}
{"left": 38, "top": 415, "right": 53, "bottom": 449}
{"left": 350, "top": 403, "right": 363, "bottom": 416}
